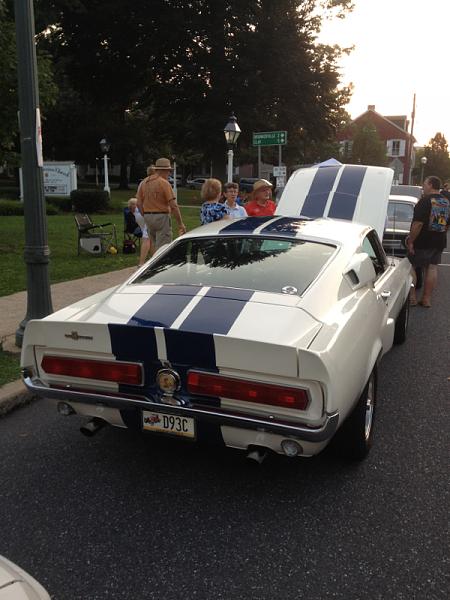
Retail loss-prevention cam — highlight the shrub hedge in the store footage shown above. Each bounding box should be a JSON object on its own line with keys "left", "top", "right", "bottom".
{"left": 47, "top": 196, "right": 72, "bottom": 211}
{"left": 70, "top": 189, "right": 110, "bottom": 213}
{"left": 0, "top": 200, "right": 58, "bottom": 216}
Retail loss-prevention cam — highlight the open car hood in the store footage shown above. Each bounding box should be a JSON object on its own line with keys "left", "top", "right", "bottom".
{"left": 276, "top": 160, "right": 394, "bottom": 240}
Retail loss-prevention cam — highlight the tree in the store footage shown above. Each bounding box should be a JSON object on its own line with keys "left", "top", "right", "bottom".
{"left": 32, "top": 0, "right": 354, "bottom": 181}
{"left": 0, "top": 1, "right": 57, "bottom": 166}
{"left": 421, "top": 132, "right": 450, "bottom": 183}
{"left": 348, "top": 123, "right": 387, "bottom": 166}
{"left": 0, "top": 1, "right": 17, "bottom": 165}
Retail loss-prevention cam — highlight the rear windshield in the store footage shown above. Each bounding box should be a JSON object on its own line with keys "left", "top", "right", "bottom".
{"left": 134, "top": 237, "right": 336, "bottom": 296}
{"left": 387, "top": 202, "right": 414, "bottom": 223}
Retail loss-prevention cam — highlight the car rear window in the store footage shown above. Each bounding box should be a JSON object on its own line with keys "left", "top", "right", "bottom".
{"left": 134, "top": 236, "right": 336, "bottom": 296}
{"left": 387, "top": 202, "right": 414, "bottom": 223}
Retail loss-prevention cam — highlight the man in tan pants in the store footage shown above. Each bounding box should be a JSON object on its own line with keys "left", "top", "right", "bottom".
{"left": 137, "top": 157, "right": 186, "bottom": 251}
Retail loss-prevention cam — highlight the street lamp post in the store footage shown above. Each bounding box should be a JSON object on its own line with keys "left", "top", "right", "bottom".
{"left": 224, "top": 113, "right": 241, "bottom": 183}
{"left": 99, "top": 138, "right": 110, "bottom": 193}
{"left": 14, "top": 0, "right": 53, "bottom": 347}
{"left": 420, "top": 156, "right": 428, "bottom": 183}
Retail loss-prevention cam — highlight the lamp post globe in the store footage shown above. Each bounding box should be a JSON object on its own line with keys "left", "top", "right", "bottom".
{"left": 224, "top": 113, "right": 241, "bottom": 183}
{"left": 420, "top": 156, "right": 428, "bottom": 183}
{"left": 99, "top": 138, "right": 111, "bottom": 193}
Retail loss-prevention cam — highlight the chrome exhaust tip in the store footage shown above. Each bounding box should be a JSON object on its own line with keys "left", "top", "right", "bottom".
{"left": 80, "top": 417, "right": 107, "bottom": 437}
{"left": 246, "top": 446, "right": 268, "bottom": 464}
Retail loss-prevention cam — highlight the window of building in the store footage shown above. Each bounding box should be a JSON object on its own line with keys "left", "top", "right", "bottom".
{"left": 392, "top": 140, "right": 401, "bottom": 156}
{"left": 386, "top": 139, "right": 406, "bottom": 157}
{"left": 340, "top": 140, "right": 353, "bottom": 158}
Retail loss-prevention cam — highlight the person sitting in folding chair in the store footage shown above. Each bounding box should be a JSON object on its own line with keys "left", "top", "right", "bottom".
{"left": 126, "top": 198, "right": 152, "bottom": 266}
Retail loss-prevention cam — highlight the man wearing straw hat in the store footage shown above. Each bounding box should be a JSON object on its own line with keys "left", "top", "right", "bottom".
{"left": 137, "top": 157, "right": 186, "bottom": 251}
{"left": 245, "top": 179, "right": 276, "bottom": 217}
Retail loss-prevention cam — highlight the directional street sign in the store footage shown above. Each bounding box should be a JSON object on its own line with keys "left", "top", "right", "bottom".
{"left": 252, "top": 131, "right": 287, "bottom": 147}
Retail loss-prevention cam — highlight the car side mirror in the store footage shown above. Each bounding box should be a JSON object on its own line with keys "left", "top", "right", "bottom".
{"left": 343, "top": 252, "right": 377, "bottom": 290}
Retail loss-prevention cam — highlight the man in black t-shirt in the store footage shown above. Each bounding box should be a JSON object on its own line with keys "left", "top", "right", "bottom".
{"left": 407, "top": 175, "right": 450, "bottom": 307}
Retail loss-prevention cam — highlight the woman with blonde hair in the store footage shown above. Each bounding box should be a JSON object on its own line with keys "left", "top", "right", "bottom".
{"left": 200, "top": 178, "right": 229, "bottom": 224}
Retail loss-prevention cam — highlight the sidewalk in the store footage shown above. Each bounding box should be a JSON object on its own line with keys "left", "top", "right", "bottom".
{"left": 0, "top": 266, "right": 136, "bottom": 414}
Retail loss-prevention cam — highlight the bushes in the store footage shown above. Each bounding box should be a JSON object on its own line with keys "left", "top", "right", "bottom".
{"left": 70, "top": 189, "right": 110, "bottom": 213}
{"left": 0, "top": 200, "right": 58, "bottom": 216}
{"left": 0, "top": 200, "right": 24, "bottom": 215}
{"left": 47, "top": 196, "right": 72, "bottom": 212}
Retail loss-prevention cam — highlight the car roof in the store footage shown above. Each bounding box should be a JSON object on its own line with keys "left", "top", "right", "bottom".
{"left": 389, "top": 194, "right": 418, "bottom": 204}
{"left": 182, "top": 215, "right": 370, "bottom": 246}
{"left": 391, "top": 184, "right": 422, "bottom": 198}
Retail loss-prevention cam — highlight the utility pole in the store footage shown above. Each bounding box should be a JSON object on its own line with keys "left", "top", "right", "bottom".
{"left": 14, "top": 0, "right": 53, "bottom": 347}
{"left": 406, "top": 93, "right": 416, "bottom": 184}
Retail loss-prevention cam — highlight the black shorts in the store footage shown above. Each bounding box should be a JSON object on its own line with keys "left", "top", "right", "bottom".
{"left": 408, "top": 247, "right": 442, "bottom": 267}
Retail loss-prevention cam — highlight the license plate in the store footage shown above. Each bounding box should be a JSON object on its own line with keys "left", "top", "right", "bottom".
{"left": 142, "top": 411, "right": 195, "bottom": 439}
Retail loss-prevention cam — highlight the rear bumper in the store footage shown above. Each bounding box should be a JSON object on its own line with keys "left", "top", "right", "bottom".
{"left": 24, "top": 376, "right": 339, "bottom": 443}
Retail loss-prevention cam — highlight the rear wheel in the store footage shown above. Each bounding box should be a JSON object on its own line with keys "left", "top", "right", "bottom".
{"left": 334, "top": 370, "right": 377, "bottom": 461}
{"left": 394, "top": 295, "right": 410, "bottom": 345}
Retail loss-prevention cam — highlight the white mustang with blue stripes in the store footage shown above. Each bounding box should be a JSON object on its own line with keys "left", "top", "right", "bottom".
{"left": 21, "top": 162, "right": 412, "bottom": 461}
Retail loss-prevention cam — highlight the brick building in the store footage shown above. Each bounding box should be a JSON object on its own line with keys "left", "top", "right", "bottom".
{"left": 337, "top": 105, "right": 416, "bottom": 184}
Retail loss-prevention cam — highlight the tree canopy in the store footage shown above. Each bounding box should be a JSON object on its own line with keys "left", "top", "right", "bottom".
{"left": 346, "top": 122, "right": 387, "bottom": 167}
{"left": 2, "top": 0, "right": 355, "bottom": 181}
{"left": 421, "top": 132, "right": 450, "bottom": 183}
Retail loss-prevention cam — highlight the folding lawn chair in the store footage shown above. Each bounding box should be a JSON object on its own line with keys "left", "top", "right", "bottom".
{"left": 74, "top": 213, "right": 118, "bottom": 256}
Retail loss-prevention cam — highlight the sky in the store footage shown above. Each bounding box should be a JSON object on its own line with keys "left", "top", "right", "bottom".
{"left": 319, "top": 0, "right": 449, "bottom": 147}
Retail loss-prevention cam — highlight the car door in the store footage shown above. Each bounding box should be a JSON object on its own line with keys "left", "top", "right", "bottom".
{"left": 362, "top": 230, "right": 401, "bottom": 353}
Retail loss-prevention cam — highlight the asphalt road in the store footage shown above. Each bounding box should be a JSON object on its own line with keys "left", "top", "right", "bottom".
{"left": 0, "top": 256, "right": 448, "bottom": 600}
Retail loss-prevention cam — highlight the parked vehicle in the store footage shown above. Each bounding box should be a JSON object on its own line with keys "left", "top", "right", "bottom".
{"left": 21, "top": 162, "right": 412, "bottom": 463}
{"left": 239, "top": 177, "right": 259, "bottom": 193}
{"left": 0, "top": 555, "right": 50, "bottom": 599}
{"left": 390, "top": 184, "right": 422, "bottom": 199}
{"left": 168, "top": 174, "right": 183, "bottom": 186}
{"left": 383, "top": 194, "right": 423, "bottom": 289}
{"left": 186, "top": 177, "right": 207, "bottom": 190}
{"left": 383, "top": 195, "right": 417, "bottom": 257}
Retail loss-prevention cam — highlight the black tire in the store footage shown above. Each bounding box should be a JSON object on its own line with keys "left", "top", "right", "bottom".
{"left": 393, "top": 294, "right": 410, "bottom": 345}
{"left": 333, "top": 369, "right": 377, "bottom": 461}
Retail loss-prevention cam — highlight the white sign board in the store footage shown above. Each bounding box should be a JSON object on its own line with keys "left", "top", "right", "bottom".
{"left": 43, "top": 162, "right": 77, "bottom": 196}
{"left": 273, "top": 166, "right": 287, "bottom": 177}
{"left": 276, "top": 176, "right": 286, "bottom": 188}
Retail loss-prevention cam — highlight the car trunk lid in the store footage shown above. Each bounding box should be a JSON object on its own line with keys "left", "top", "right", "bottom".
{"left": 276, "top": 160, "right": 393, "bottom": 240}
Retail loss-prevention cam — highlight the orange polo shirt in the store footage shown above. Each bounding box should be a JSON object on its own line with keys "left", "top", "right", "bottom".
{"left": 137, "top": 174, "right": 174, "bottom": 213}
{"left": 245, "top": 199, "right": 276, "bottom": 217}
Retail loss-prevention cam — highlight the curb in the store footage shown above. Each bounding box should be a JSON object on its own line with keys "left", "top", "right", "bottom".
{"left": 0, "top": 379, "right": 34, "bottom": 417}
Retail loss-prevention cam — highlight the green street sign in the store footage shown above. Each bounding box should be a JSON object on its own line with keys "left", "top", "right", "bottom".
{"left": 252, "top": 131, "right": 287, "bottom": 146}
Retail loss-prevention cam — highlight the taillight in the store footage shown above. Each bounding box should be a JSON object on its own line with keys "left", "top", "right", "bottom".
{"left": 41, "top": 356, "right": 142, "bottom": 386}
{"left": 187, "top": 371, "right": 308, "bottom": 410}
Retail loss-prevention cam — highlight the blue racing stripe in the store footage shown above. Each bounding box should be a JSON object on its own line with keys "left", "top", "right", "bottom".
{"left": 219, "top": 216, "right": 275, "bottom": 233}
{"left": 178, "top": 290, "right": 254, "bottom": 335}
{"left": 260, "top": 217, "right": 307, "bottom": 236}
{"left": 128, "top": 285, "right": 202, "bottom": 327}
{"left": 301, "top": 166, "right": 341, "bottom": 218}
{"left": 164, "top": 329, "right": 223, "bottom": 445}
{"left": 327, "top": 165, "right": 367, "bottom": 220}
{"left": 164, "top": 329, "right": 217, "bottom": 370}
{"left": 108, "top": 323, "right": 161, "bottom": 416}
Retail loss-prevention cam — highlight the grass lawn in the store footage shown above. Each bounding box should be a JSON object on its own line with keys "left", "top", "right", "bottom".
{"left": 0, "top": 349, "right": 21, "bottom": 387}
{"left": 0, "top": 204, "right": 201, "bottom": 297}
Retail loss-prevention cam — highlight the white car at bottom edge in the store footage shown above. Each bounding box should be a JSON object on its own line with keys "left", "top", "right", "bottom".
{"left": 21, "top": 162, "right": 412, "bottom": 461}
